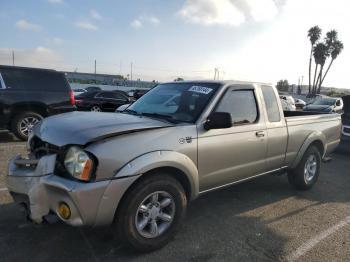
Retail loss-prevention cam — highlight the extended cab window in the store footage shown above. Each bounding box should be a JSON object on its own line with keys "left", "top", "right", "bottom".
{"left": 216, "top": 89, "right": 258, "bottom": 125}
{"left": 261, "top": 85, "right": 281, "bottom": 122}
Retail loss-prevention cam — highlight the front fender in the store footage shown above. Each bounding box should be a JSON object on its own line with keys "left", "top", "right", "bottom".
{"left": 114, "top": 150, "right": 199, "bottom": 200}
{"left": 290, "top": 131, "right": 326, "bottom": 169}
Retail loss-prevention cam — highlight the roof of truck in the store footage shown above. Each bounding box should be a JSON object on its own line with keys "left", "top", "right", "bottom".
{"left": 162, "top": 80, "right": 273, "bottom": 86}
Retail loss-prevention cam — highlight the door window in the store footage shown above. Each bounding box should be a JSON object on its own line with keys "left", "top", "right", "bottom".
{"left": 111, "top": 93, "right": 127, "bottom": 100}
{"left": 261, "top": 85, "right": 281, "bottom": 122}
{"left": 96, "top": 92, "right": 113, "bottom": 99}
{"left": 215, "top": 90, "right": 258, "bottom": 125}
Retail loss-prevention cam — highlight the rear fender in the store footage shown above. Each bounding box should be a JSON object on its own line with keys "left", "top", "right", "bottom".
{"left": 290, "top": 131, "right": 326, "bottom": 169}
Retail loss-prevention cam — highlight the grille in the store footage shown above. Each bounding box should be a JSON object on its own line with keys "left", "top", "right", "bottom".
{"left": 29, "top": 136, "right": 68, "bottom": 177}
{"left": 343, "top": 127, "right": 350, "bottom": 134}
{"left": 30, "top": 136, "right": 61, "bottom": 158}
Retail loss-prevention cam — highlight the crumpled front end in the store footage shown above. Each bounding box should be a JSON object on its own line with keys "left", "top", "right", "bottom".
{"left": 6, "top": 137, "right": 139, "bottom": 227}
{"left": 7, "top": 153, "right": 110, "bottom": 226}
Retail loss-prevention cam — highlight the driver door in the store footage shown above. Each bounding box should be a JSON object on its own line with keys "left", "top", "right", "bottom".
{"left": 197, "top": 85, "right": 268, "bottom": 192}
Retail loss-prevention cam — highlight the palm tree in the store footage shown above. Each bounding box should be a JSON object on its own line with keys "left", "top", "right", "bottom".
{"left": 318, "top": 37, "right": 344, "bottom": 90}
{"left": 325, "top": 30, "right": 338, "bottom": 48}
{"left": 313, "top": 42, "right": 328, "bottom": 94}
{"left": 307, "top": 26, "right": 322, "bottom": 94}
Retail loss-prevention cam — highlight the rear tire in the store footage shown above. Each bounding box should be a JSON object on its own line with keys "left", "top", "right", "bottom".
{"left": 116, "top": 174, "right": 187, "bottom": 252}
{"left": 288, "top": 146, "right": 321, "bottom": 190}
{"left": 11, "top": 111, "right": 43, "bottom": 141}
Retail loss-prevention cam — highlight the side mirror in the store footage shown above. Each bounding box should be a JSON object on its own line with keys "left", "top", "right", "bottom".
{"left": 204, "top": 112, "right": 232, "bottom": 130}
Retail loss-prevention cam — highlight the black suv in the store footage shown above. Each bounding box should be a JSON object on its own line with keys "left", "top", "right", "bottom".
{"left": 0, "top": 66, "right": 76, "bottom": 140}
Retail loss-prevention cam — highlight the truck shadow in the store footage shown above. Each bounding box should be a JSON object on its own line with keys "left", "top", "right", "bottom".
{"left": 0, "top": 153, "right": 349, "bottom": 261}
{"left": 0, "top": 200, "right": 288, "bottom": 262}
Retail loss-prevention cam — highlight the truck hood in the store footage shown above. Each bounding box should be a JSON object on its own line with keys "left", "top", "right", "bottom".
{"left": 303, "top": 104, "right": 333, "bottom": 111}
{"left": 33, "top": 112, "right": 174, "bottom": 146}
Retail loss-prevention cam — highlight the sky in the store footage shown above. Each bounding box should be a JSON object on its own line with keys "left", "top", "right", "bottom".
{"left": 0, "top": 0, "right": 349, "bottom": 88}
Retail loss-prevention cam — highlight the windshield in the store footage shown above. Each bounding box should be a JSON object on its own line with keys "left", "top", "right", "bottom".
{"left": 312, "top": 98, "right": 336, "bottom": 106}
{"left": 126, "top": 83, "right": 221, "bottom": 123}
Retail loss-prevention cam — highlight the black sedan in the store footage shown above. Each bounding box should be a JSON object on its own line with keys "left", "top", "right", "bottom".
{"left": 75, "top": 90, "right": 132, "bottom": 112}
{"left": 303, "top": 97, "right": 343, "bottom": 113}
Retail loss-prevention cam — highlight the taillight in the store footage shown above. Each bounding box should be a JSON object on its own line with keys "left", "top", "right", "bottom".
{"left": 70, "top": 90, "right": 75, "bottom": 105}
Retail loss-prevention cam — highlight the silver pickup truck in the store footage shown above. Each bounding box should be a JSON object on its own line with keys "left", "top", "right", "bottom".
{"left": 7, "top": 81, "right": 341, "bottom": 251}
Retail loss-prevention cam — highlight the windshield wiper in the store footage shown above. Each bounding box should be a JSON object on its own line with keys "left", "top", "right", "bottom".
{"left": 141, "top": 112, "right": 178, "bottom": 123}
{"left": 122, "top": 109, "right": 139, "bottom": 115}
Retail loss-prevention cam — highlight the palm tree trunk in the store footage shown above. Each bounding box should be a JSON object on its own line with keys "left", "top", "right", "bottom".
{"left": 312, "top": 64, "right": 318, "bottom": 94}
{"left": 314, "top": 73, "right": 320, "bottom": 94}
{"left": 317, "top": 66, "right": 324, "bottom": 94}
{"left": 308, "top": 45, "right": 313, "bottom": 94}
{"left": 319, "top": 59, "right": 334, "bottom": 88}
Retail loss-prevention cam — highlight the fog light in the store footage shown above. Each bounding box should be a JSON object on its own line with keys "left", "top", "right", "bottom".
{"left": 58, "top": 202, "right": 71, "bottom": 220}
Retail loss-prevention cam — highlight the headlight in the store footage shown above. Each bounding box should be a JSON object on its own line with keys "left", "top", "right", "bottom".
{"left": 64, "top": 146, "right": 94, "bottom": 181}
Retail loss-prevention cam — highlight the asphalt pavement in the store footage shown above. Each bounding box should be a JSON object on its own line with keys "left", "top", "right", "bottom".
{"left": 0, "top": 132, "right": 350, "bottom": 262}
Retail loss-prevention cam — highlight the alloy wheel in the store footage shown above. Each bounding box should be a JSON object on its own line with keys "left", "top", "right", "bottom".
{"left": 135, "top": 191, "right": 175, "bottom": 238}
{"left": 19, "top": 116, "right": 40, "bottom": 137}
{"left": 91, "top": 106, "right": 101, "bottom": 112}
{"left": 304, "top": 154, "right": 317, "bottom": 182}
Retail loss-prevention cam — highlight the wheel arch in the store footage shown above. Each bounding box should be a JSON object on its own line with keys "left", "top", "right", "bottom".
{"left": 114, "top": 151, "right": 199, "bottom": 200}
{"left": 10, "top": 102, "right": 48, "bottom": 119}
{"left": 99, "top": 151, "right": 198, "bottom": 227}
{"left": 291, "top": 132, "right": 325, "bottom": 169}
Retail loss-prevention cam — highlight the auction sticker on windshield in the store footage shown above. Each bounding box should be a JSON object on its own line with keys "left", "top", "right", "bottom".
{"left": 188, "top": 86, "right": 213, "bottom": 95}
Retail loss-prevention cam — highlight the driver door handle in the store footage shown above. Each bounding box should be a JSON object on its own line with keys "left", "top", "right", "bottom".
{"left": 256, "top": 131, "right": 265, "bottom": 137}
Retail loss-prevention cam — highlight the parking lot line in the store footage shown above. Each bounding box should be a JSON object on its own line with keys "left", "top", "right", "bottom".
{"left": 0, "top": 188, "right": 8, "bottom": 192}
{"left": 287, "top": 215, "right": 350, "bottom": 261}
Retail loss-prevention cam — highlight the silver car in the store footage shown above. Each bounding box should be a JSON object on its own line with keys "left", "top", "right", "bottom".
{"left": 7, "top": 81, "right": 341, "bottom": 251}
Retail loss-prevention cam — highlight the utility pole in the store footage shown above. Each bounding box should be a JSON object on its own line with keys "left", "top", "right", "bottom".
{"left": 130, "top": 62, "right": 133, "bottom": 81}
{"left": 12, "top": 50, "right": 14, "bottom": 66}
{"left": 94, "top": 59, "right": 97, "bottom": 83}
{"left": 299, "top": 75, "right": 304, "bottom": 95}
{"left": 300, "top": 75, "right": 304, "bottom": 87}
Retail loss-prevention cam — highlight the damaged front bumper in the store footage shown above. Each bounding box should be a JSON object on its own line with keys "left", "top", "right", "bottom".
{"left": 7, "top": 154, "right": 139, "bottom": 227}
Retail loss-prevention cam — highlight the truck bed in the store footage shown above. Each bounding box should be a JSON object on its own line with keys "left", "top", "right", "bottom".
{"left": 283, "top": 111, "right": 341, "bottom": 166}
{"left": 283, "top": 111, "right": 329, "bottom": 117}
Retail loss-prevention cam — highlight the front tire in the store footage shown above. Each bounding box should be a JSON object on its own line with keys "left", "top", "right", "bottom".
{"left": 288, "top": 146, "right": 321, "bottom": 190}
{"left": 11, "top": 111, "right": 43, "bottom": 141}
{"left": 116, "top": 174, "right": 187, "bottom": 252}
